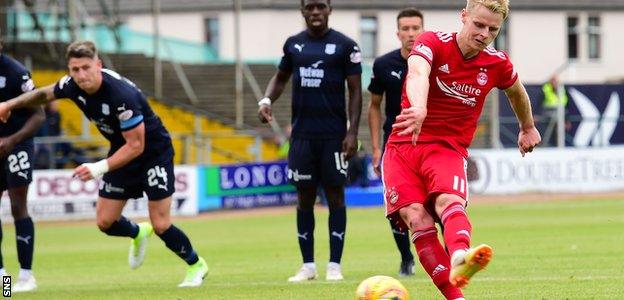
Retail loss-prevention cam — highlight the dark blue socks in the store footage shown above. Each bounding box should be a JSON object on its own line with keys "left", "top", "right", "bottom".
{"left": 296, "top": 209, "right": 315, "bottom": 263}
{"left": 103, "top": 216, "right": 139, "bottom": 238}
{"left": 15, "top": 217, "right": 34, "bottom": 269}
{"left": 328, "top": 207, "right": 346, "bottom": 264}
{"left": 157, "top": 225, "right": 199, "bottom": 265}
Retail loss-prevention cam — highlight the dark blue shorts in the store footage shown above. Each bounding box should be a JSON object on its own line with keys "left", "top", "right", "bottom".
{"left": 287, "top": 138, "right": 348, "bottom": 187}
{"left": 99, "top": 144, "right": 175, "bottom": 201}
{"left": 0, "top": 139, "right": 34, "bottom": 191}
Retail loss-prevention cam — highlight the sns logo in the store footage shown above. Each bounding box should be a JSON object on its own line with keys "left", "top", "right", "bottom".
{"left": 2, "top": 275, "right": 10, "bottom": 297}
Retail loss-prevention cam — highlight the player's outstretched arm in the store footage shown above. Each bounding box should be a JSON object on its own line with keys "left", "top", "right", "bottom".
{"left": 393, "top": 55, "right": 430, "bottom": 144}
{"left": 0, "top": 84, "right": 56, "bottom": 123}
{"left": 504, "top": 79, "right": 542, "bottom": 156}
{"left": 343, "top": 73, "right": 362, "bottom": 160}
{"left": 368, "top": 93, "right": 383, "bottom": 176}
{"left": 258, "top": 69, "right": 291, "bottom": 123}
{"left": 73, "top": 122, "right": 146, "bottom": 181}
{"left": 0, "top": 106, "right": 45, "bottom": 158}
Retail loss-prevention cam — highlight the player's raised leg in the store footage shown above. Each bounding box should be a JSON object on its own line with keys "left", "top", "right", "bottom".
{"left": 399, "top": 205, "right": 464, "bottom": 299}
{"left": 383, "top": 144, "right": 463, "bottom": 299}
{"left": 435, "top": 194, "right": 492, "bottom": 288}
{"left": 148, "top": 197, "right": 207, "bottom": 287}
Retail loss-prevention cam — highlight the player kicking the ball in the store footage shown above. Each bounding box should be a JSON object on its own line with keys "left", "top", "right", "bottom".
{"left": 382, "top": 0, "right": 540, "bottom": 298}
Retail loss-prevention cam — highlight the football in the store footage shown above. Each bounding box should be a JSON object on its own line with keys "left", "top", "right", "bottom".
{"left": 355, "top": 275, "right": 409, "bottom": 300}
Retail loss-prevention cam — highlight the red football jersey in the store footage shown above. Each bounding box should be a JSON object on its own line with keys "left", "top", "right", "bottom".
{"left": 387, "top": 31, "right": 518, "bottom": 156}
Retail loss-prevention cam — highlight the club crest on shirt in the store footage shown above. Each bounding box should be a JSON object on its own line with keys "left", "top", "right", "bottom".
{"left": 386, "top": 187, "right": 399, "bottom": 204}
{"left": 102, "top": 103, "right": 110, "bottom": 115}
{"left": 325, "top": 43, "right": 336, "bottom": 55}
{"left": 477, "top": 71, "right": 488, "bottom": 86}
{"left": 0, "top": 76, "right": 6, "bottom": 88}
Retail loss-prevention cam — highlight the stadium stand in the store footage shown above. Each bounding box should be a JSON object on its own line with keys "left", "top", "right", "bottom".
{"left": 30, "top": 70, "right": 280, "bottom": 165}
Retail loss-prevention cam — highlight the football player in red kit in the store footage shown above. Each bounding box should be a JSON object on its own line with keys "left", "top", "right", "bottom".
{"left": 381, "top": 0, "right": 541, "bottom": 298}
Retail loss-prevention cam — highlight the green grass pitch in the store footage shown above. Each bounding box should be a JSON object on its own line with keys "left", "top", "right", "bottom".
{"left": 1, "top": 198, "right": 622, "bottom": 299}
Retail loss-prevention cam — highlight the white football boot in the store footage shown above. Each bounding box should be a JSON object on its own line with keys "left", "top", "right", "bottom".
{"left": 325, "top": 262, "right": 344, "bottom": 281}
{"left": 288, "top": 263, "right": 317, "bottom": 282}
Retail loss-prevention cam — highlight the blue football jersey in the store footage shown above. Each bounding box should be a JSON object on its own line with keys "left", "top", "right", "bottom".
{"left": 279, "top": 29, "right": 362, "bottom": 139}
{"left": 0, "top": 54, "right": 36, "bottom": 137}
{"left": 367, "top": 49, "right": 407, "bottom": 143}
{"left": 53, "top": 69, "right": 171, "bottom": 152}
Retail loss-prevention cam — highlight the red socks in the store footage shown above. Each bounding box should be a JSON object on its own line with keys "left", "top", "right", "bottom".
{"left": 412, "top": 227, "right": 464, "bottom": 299}
{"left": 440, "top": 202, "right": 472, "bottom": 256}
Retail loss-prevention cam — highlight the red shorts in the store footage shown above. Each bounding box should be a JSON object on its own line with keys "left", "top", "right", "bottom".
{"left": 381, "top": 142, "right": 469, "bottom": 227}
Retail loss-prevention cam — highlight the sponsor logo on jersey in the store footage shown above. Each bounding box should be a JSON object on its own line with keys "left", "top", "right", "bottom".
{"left": 431, "top": 264, "right": 448, "bottom": 277}
{"left": 299, "top": 61, "right": 325, "bottom": 88}
{"left": 118, "top": 110, "right": 134, "bottom": 121}
{"left": 117, "top": 103, "right": 133, "bottom": 121}
{"left": 415, "top": 43, "right": 433, "bottom": 61}
{"left": 94, "top": 118, "right": 114, "bottom": 134}
{"left": 325, "top": 43, "right": 336, "bottom": 55}
{"left": 102, "top": 103, "right": 110, "bottom": 115}
{"left": 77, "top": 96, "right": 86, "bottom": 105}
{"left": 350, "top": 45, "right": 362, "bottom": 63}
{"left": 438, "top": 64, "right": 450, "bottom": 74}
{"left": 287, "top": 168, "right": 312, "bottom": 182}
{"left": 0, "top": 76, "right": 6, "bottom": 88}
{"left": 390, "top": 70, "right": 402, "bottom": 80}
{"left": 436, "top": 77, "right": 479, "bottom": 107}
{"left": 58, "top": 75, "right": 72, "bottom": 89}
{"left": 21, "top": 79, "right": 35, "bottom": 92}
{"left": 102, "top": 182, "right": 125, "bottom": 193}
{"left": 331, "top": 231, "right": 345, "bottom": 241}
{"left": 350, "top": 51, "right": 362, "bottom": 63}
